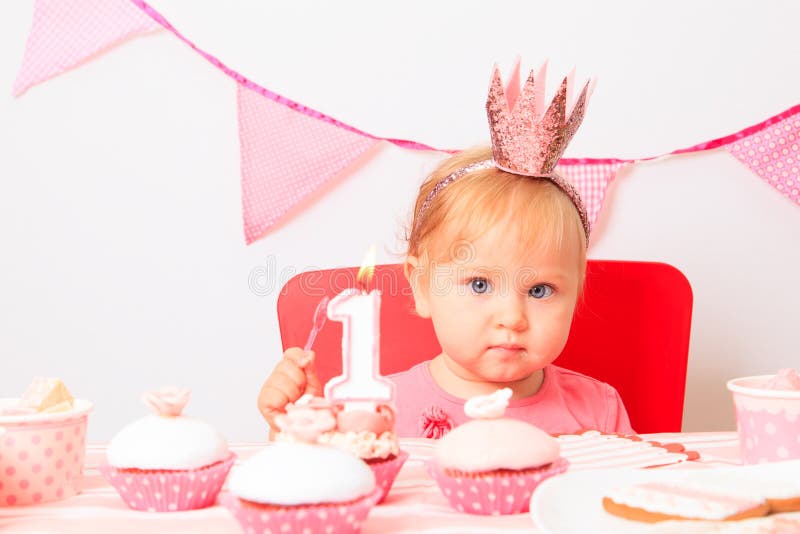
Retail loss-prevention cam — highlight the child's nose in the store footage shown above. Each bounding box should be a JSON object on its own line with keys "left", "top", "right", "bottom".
{"left": 495, "top": 295, "right": 528, "bottom": 331}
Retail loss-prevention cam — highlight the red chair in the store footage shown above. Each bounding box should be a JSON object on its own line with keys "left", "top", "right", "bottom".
{"left": 277, "top": 260, "right": 692, "bottom": 433}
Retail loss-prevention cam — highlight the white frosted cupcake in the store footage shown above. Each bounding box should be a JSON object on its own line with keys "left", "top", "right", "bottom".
{"left": 99, "top": 387, "right": 235, "bottom": 512}
{"left": 221, "top": 442, "right": 379, "bottom": 534}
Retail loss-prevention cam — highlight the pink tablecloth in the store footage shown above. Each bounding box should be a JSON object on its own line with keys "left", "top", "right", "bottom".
{"left": 0, "top": 433, "right": 742, "bottom": 533}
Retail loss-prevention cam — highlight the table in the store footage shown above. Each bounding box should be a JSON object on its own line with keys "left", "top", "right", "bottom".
{"left": 0, "top": 433, "right": 745, "bottom": 533}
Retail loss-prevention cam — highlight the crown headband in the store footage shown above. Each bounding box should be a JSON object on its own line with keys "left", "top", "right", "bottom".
{"left": 414, "top": 62, "right": 592, "bottom": 241}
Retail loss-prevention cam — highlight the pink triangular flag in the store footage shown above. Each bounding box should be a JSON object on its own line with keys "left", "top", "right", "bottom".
{"left": 238, "top": 84, "right": 379, "bottom": 243}
{"left": 13, "top": 0, "right": 161, "bottom": 96}
{"left": 556, "top": 161, "right": 627, "bottom": 231}
{"left": 724, "top": 113, "right": 800, "bottom": 207}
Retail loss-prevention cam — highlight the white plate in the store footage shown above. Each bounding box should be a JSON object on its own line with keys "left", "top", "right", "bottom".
{"left": 529, "top": 460, "right": 800, "bottom": 534}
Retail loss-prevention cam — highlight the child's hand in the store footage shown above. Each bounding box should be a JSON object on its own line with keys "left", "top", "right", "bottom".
{"left": 257, "top": 347, "right": 323, "bottom": 435}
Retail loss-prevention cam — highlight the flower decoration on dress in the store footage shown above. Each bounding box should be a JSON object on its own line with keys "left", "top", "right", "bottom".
{"left": 142, "top": 386, "right": 191, "bottom": 417}
{"left": 419, "top": 406, "right": 454, "bottom": 439}
{"left": 464, "top": 387, "right": 513, "bottom": 419}
{"left": 275, "top": 397, "right": 337, "bottom": 443}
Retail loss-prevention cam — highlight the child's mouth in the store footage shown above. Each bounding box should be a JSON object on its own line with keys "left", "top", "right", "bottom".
{"left": 487, "top": 344, "right": 526, "bottom": 357}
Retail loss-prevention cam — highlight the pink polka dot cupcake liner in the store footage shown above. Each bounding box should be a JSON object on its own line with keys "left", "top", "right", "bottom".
{"left": 0, "top": 399, "right": 92, "bottom": 506}
{"left": 220, "top": 487, "right": 381, "bottom": 534}
{"left": 427, "top": 457, "right": 569, "bottom": 515}
{"left": 99, "top": 453, "right": 236, "bottom": 512}
{"left": 366, "top": 449, "right": 408, "bottom": 503}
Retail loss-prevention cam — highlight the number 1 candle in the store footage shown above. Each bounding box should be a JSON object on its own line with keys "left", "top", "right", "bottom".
{"left": 324, "top": 247, "right": 395, "bottom": 405}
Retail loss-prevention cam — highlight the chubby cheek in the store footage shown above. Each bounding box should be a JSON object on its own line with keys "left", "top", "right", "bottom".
{"left": 530, "top": 308, "right": 574, "bottom": 362}
{"left": 428, "top": 298, "right": 483, "bottom": 351}
{"left": 432, "top": 320, "right": 478, "bottom": 363}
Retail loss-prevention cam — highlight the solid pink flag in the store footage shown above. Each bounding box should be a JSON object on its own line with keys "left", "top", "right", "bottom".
{"left": 725, "top": 113, "right": 800, "bottom": 207}
{"left": 238, "top": 84, "right": 379, "bottom": 243}
{"left": 13, "top": 0, "right": 160, "bottom": 96}
{"left": 557, "top": 161, "right": 627, "bottom": 231}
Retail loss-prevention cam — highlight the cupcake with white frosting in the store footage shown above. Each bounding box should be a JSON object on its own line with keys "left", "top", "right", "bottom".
{"left": 99, "top": 386, "right": 235, "bottom": 512}
{"left": 428, "top": 388, "right": 569, "bottom": 515}
{"left": 221, "top": 414, "right": 379, "bottom": 534}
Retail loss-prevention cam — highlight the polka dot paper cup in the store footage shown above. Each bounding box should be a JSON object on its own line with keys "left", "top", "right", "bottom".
{"left": 0, "top": 398, "right": 92, "bottom": 506}
{"left": 727, "top": 376, "right": 800, "bottom": 464}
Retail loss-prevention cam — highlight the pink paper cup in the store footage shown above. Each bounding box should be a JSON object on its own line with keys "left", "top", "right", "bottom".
{"left": 427, "top": 457, "right": 569, "bottom": 515}
{"left": 728, "top": 375, "right": 800, "bottom": 464}
{"left": 220, "top": 487, "right": 381, "bottom": 534}
{"left": 367, "top": 449, "right": 408, "bottom": 503}
{"left": 0, "top": 398, "right": 92, "bottom": 506}
{"left": 99, "top": 452, "right": 236, "bottom": 512}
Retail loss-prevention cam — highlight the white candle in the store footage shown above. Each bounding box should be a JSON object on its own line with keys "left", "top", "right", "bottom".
{"left": 324, "top": 288, "right": 395, "bottom": 405}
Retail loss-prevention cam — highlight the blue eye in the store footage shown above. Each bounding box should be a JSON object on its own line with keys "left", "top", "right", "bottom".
{"left": 469, "top": 278, "right": 491, "bottom": 294}
{"left": 529, "top": 284, "right": 554, "bottom": 299}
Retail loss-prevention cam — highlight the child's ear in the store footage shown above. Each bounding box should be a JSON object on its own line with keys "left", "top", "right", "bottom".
{"left": 404, "top": 256, "right": 431, "bottom": 318}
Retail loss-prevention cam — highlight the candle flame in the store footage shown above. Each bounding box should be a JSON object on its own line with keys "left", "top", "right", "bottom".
{"left": 356, "top": 245, "right": 376, "bottom": 291}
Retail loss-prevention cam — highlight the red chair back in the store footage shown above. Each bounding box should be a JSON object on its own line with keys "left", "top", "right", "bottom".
{"left": 277, "top": 260, "right": 692, "bottom": 433}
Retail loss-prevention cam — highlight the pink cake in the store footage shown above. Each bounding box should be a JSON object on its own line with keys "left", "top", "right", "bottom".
{"left": 428, "top": 388, "right": 568, "bottom": 515}
{"left": 274, "top": 394, "right": 407, "bottom": 503}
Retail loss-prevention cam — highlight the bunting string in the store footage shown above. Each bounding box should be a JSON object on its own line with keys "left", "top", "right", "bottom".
{"left": 12, "top": 0, "right": 800, "bottom": 243}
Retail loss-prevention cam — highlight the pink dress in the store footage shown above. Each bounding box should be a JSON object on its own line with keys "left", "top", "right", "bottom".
{"left": 388, "top": 362, "right": 634, "bottom": 438}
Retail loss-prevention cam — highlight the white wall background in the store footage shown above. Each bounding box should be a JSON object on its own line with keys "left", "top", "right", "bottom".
{"left": 1, "top": 0, "right": 798, "bottom": 441}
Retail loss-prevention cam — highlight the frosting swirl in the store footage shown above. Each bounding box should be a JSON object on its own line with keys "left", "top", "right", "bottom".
{"left": 275, "top": 403, "right": 337, "bottom": 443}
{"left": 464, "top": 387, "right": 512, "bottom": 419}
{"left": 275, "top": 395, "right": 399, "bottom": 459}
{"left": 141, "top": 386, "right": 190, "bottom": 417}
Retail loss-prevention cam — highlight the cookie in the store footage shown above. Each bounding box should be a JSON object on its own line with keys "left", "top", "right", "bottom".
{"left": 682, "top": 470, "right": 800, "bottom": 514}
{"left": 602, "top": 481, "right": 770, "bottom": 523}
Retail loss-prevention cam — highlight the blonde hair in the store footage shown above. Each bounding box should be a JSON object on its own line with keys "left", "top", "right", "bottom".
{"left": 406, "top": 147, "right": 587, "bottom": 287}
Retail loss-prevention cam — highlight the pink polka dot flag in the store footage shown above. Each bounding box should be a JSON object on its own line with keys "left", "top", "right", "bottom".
{"left": 12, "top": 0, "right": 160, "bottom": 96}
{"left": 725, "top": 113, "right": 800, "bottom": 206}
{"left": 557, "top": 161, "right": 628, "bottom": 231}
{"left": 237, "top": 84, "right": 379, "bottom": 243}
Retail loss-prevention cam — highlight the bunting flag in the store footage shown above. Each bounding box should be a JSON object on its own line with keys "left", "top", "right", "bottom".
{"left": 724, "top": 111, "right": 800, "bottom": 206}
{"left": 238, "top": 85, "right": 379, "bottom": 243}
{"left": 12, "top": 0, "right": 160, "bottom": 96}
{"left": 557, "top": 161, "right": 628, "bottom": 230}
{"left": 10, "top": 0, "right": 800, "bottom": 243}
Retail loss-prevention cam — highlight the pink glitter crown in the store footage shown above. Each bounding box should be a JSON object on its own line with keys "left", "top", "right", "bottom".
{"left": 487, "top": 61, "right": 591, "bottom": 176}
{"left": 413, "top": 61, "right": 593, "bottom": 241}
